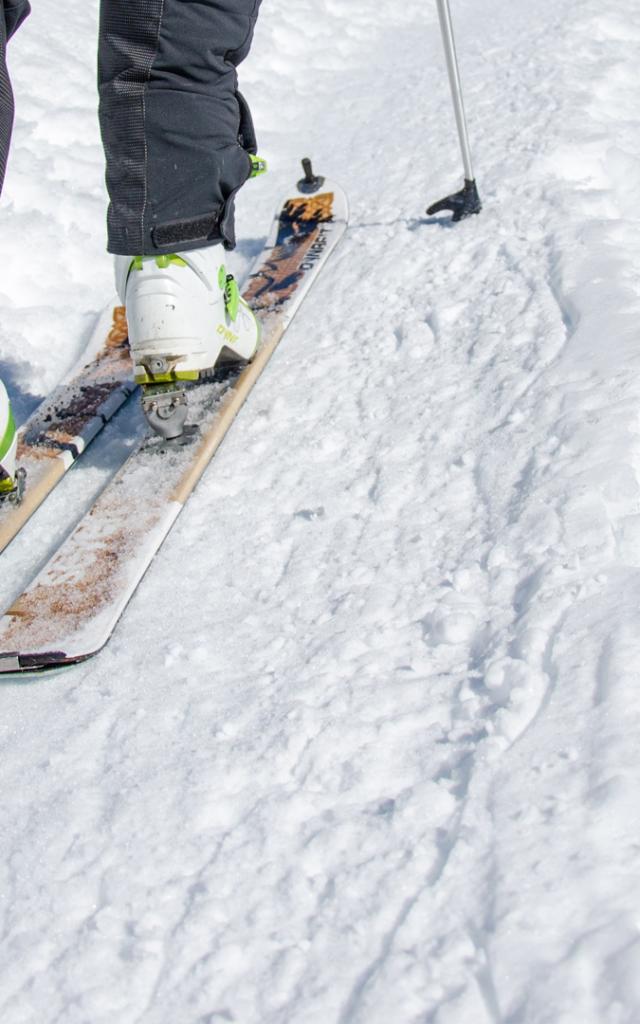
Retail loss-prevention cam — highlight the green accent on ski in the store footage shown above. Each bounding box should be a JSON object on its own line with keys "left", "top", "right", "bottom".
{"left": 136, "top": 369, "right": 199, "bottom": 386}
{"left": 218, "top": 265, "right": 227, "bottom": 290}
{"left": 0, "top": 404, "right": 16, "bottom": 463}
{"left": 249, "top": 155, "right": 268, "bottom": 179}
{"left": 155, "top": 254, "right": 188, "bottom": 269}
{"left": 0, "top": 476, "right": 14, "bottom": 494}
{"left": 131, "top": 255, "right": 188, "bottom": 271}
{"left": 224, "top": 275, "right": 240, "bottom": 322}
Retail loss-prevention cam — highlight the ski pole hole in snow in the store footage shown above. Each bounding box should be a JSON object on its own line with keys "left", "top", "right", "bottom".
{"left": 293, "top": 507, "right": 325, "bottom": 521}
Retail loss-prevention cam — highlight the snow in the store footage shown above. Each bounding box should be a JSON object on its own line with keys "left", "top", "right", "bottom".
{"left": 2, "top": 0, "right": 640, "bottom": 1020}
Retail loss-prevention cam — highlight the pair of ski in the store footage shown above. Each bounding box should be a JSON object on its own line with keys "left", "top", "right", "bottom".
{"left": 0, "top": 170, "right": 348, "bottom": 675}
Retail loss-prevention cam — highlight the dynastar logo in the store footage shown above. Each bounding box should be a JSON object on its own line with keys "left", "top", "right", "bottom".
{"left": 300, "top": 224, "right": 332, "bottom": 272}
{"left": 217, "top": 324, "right": 239, "bottom": 345}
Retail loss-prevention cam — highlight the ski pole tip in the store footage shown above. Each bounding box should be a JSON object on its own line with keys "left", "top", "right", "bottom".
{"left": 426, "top": 179, "right": 482, "bottom": 223}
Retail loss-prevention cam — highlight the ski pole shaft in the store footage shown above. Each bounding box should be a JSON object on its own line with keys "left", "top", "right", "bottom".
{"left": 426, "top": 0, "right": 481, "bottom": 222}
{"left": 435, "top": 0, "right": 474, "bottom": 181}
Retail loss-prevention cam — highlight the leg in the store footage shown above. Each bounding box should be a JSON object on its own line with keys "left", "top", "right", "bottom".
{"left": 0, "top": 0, "right": 30, "bottom": 195}
{"left": 101, "top": 0, "right": 263, "bottom": 437}
{"left": 98, "top": 0, "right": 262, "bottom": 256}
{"left": 0, "top": 2, "right": 30, "bottom": 492}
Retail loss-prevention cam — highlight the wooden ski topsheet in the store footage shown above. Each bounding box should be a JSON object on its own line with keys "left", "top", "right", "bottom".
{"left": 0, "top": 179, "right": 348, "bottom": 673}
{"left": 0, "top": 302, "right": 135, "bottom": 554}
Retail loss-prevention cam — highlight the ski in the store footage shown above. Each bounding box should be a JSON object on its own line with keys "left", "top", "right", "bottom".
{"left": 0, "top": 303, "right": 135, "bottom": 554}
{"left": 0, "top": 170, "right": 348, "bottom": 674}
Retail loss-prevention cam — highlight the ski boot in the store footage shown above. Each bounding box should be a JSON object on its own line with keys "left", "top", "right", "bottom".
{"left": 116, "top": 245, "right": 260, "bottom": 440}
{"left": 0, "top": 379, "right": 23, "bottom": 503}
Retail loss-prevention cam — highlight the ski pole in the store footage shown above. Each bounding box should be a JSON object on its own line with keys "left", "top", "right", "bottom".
{"left": 427, "top": 0, "right": 482, "bottom": 222}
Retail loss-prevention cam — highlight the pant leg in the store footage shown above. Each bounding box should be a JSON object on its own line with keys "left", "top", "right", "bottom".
{"left": 0, "top": 0, "right": 30, "bottom": 195}
{"left": 98, "top": 0, "right": 262, "bottom": 256}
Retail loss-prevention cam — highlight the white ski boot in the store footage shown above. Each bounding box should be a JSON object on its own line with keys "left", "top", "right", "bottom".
{"left": 116, "top": 245, "right": 260, "bottom": 439}
{"left": 0, "top": 379, "right": 20, "bottom": 501}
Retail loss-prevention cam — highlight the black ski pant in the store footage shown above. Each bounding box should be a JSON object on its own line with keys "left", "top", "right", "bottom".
{"left": 0, "top": 1, "right": 30, "bottom": 189}
{"left": 0, "top": 0, "right": 262, "bottom": 256}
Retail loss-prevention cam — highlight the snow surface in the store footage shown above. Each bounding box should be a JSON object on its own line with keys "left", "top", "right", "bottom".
{"left": 2, "top": 0, "right": 640, "bottom": 1020}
